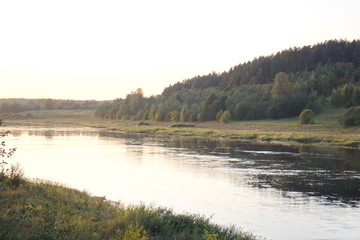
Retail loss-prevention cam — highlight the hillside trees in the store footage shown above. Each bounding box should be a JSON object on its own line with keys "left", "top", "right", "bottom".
{"left": 331, "top": 84, "right": 360, "bottom": 107}
{"left": 0, "top": 99, "right": 101, "bottom": 114}
{"left": 352, "top": 87, "right": 360, "bottom": 106}
{"left": 180, "top": 104, "right": 190, "bottom": 122}
{"left": 271, "top": 72, "right": 290, "bottom": 98}
{"left": 126, "top": 88, "right": 145, "bottom": 116}
{"left": 160, "top": 39, "right": 360, "bottom": 94}
{"left": 95, "top": 40, "right": 360, "bottom": 122}
{"left": 170, "top": 111, "right": 180, "bottom": 122}
{"left": 154, "top": 103, "right": 166, "bottom": 122}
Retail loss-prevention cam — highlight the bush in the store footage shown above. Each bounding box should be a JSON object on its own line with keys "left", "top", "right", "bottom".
{"left": 0, "top": 164, "right": 25, "bottom": 190}
{"left": 169, "top": 124, "right": 195, "bottom": 128}
{"left": 138, "top": 121, "right": 151, "bottom": 126}
{"left": 299, "top": 109, "right": 315, "bottom": 124}
{"left": 340, "top": 106, "right": 360, "bottom": 127}
{"left": 25, "top": 113, "right": 34, "bottom": 119}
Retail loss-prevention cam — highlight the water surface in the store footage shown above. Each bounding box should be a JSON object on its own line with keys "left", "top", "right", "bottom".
{"left": 4, "top": 125, "right": 360, "bottom": 240}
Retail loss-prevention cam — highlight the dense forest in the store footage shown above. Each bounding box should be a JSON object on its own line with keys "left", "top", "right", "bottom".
{"left": 96, "top": 39, "right": 360, "bottom": 122}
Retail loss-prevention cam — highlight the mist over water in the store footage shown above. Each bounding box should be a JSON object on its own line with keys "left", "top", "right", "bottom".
{"left": 5, "top": 125, "right": 360, "bottom": 240}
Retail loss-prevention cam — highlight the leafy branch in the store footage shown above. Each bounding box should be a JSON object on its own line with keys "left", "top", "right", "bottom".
{"left": 0, "top": 120, "right": 16, "bottom": 170}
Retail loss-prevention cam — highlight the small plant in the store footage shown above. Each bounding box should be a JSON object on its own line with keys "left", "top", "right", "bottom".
{"left": 3, "top": 163, "right": 25, "bottom": 189}
{"left": 299, "top": 109, "right": 315, "bottom": 124}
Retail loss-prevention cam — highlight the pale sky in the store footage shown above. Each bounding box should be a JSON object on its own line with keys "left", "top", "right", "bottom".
{"left": 1, "top": 0, "right": 359, "bottom": 100}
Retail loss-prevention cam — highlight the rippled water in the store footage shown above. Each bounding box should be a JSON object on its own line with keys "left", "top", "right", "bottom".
{"left": 4, "top": 125, "right": 360, "bottom": 240}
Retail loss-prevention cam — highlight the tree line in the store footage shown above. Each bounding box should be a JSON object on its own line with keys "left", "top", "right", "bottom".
{"left": 0, "top": 99, "right": 103, "bottom": 113}
{"left": 96, "top": 40, "right": 360, "bottom": 122}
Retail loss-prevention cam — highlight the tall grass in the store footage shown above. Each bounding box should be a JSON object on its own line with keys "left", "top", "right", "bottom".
{"left": 0, "top": 168, "right": 256, "bottom": 240}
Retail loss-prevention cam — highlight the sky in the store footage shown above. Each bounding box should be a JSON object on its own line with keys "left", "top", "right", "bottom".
{"left": 0, "top": 0, "right": 359, "bottom": 100}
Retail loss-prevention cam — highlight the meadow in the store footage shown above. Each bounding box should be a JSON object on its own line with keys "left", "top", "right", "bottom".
{"left": 6, "top": 107, "right": 360, "bottom": 148}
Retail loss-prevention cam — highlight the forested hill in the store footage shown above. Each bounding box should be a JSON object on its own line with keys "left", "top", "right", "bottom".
{"left": 96, "top": 39, "right": 360, "bottom": 122}
{"left": 162, "top": 40, "right": 360, "bottom": 96}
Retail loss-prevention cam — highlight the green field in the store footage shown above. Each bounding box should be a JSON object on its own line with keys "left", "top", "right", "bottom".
{"left": 4, "top": 107, "right": 360, "bottom": 148}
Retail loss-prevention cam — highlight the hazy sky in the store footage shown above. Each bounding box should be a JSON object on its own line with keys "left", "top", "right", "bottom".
{"left": 1, "top": 0, "right": 359, "bottom": 100}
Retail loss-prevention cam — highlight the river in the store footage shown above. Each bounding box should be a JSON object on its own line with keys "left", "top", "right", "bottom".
{"left": 3, "top": 125, "right": 360, "bottom": 240}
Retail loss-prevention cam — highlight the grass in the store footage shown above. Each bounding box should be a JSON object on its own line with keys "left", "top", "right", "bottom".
{"left": 0, "top": 167, "right": 256, "bottom": 240}
{"left": 24, "top": 109, "right": 96, "bottom": 119}
{"left": 4, "top": 107, "right": 360, "bottom": 148}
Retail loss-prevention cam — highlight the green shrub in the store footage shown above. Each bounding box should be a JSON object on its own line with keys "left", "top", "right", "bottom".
{"left": 299, "top": 109, "right": 315, "bottom": 124}
{"left": 4, "top": 164, "right": 25, "bottom": 189}
{"left": 340, "top": 106, "right": 360, "bottom": 127}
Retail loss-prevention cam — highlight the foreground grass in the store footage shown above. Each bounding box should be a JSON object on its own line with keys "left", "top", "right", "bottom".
{"left": 5, "top": 107, "right": 360, "bottom": 148}
{"left": 0, "top": 170, "right": 256, "bottom": 240}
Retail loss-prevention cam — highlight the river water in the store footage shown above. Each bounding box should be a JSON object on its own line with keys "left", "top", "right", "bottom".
{"left": 3, "top": 125, "right": 360, "bottom": 240}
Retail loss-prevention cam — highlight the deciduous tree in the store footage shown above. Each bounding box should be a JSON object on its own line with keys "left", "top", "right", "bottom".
{"left": 271, "top": 72, "right": 290, "bottom": 98}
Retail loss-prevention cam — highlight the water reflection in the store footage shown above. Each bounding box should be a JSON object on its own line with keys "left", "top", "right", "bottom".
{"left": 5, "top": 126, "right": 360, "bottom": 240}
{"left": 8, "top": 127, "right": 100, "bottom": 138}
{"left": 150, "top": 137, "right": 360, "bottom": 207}
{"left": 6, "top": 126, "right": 360, "bottom": 207}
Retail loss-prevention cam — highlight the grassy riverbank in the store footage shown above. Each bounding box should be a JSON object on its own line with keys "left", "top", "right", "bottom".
{"left": 4, "top": 107, "right": 360, "bottom": 148}
{"left": 0, "top": 169, "right": 255, "bottom": 240}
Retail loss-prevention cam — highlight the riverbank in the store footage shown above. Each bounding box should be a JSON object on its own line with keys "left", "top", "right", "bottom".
{"left": 0, "top": 171, "right": 255, "bottom": 240}
{"left": 4, "top": 107, "right": 360, "bottom": 148}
